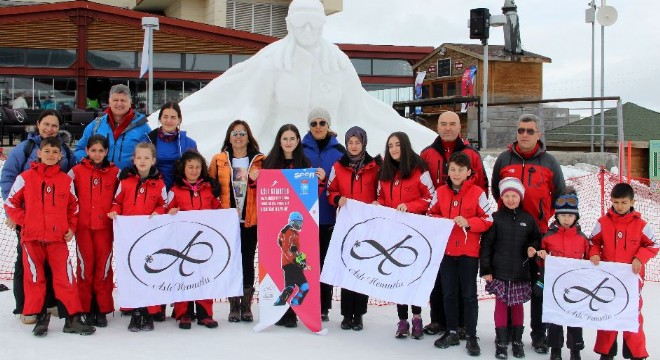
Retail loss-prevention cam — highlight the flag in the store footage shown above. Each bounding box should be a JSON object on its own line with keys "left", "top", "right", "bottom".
{"left": 139, "top": 27, "right": 151, "bottom": 78}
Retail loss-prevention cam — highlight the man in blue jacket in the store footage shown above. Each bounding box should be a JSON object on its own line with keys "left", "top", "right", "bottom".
{"left": 74, "top": 85, "right": 150, "bottom": 170}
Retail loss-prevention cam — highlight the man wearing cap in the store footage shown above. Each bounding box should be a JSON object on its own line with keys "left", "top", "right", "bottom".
{"left": 491, "top": 114, "right": 565, "bottom": 354}
{"left": 420, "top": 110, "right": 488, "bottom": 338}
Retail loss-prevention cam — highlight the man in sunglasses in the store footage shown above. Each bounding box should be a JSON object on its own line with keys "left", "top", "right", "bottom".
{"left": 491, "top": 113, "right": 565, "bottom": 355}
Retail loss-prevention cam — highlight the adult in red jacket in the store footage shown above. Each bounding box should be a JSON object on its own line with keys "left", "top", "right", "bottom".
{"left": 326, "top": 126, "right": 379, "bottom": 331}
{"left": 378, "top": 131, "right": 436, "bottom": 340}
{"left": 491, "top": 114, "right": 565, "bottom": 353}
{"left": 589, "top": 184, "right": 658, "bottom": 360}
{"left": 420, "top": 111, "right": 488, "bottom": 336}
{"left": 4, "top": 137, "right": 93, "bottom": 336}
{"left": 69, "top": 135, "right": 120, "bottom": 327}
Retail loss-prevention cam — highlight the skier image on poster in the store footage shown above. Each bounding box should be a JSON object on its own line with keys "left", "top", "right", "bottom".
{"left": 274, "top": 212, "right": 311, "bottom": 306}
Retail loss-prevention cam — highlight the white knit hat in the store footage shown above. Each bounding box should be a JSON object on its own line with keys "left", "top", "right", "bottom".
{"left": 308, "top": 107, "right": 331, "bottom": 127}
{"left": 499, "top": 177, "right": 525, "bottom": 200}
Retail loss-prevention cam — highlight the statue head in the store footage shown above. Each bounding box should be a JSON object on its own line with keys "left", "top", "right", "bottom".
{"left": 286, "top": 0, "right": 326, "bottom": 49}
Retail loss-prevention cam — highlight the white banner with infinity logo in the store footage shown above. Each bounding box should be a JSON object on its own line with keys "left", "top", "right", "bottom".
{"left": 114, "top": 210, "right": 243, "bottom": 308}
{"left": 321, "top": 200, "right": 453, "bottom": 307}
{"left": 543, "top": 256, "right": 640, "bottom": 332}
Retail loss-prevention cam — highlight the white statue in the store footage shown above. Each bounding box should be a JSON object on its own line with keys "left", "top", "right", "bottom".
{"left": 153, "top": 0, "right": 436, "bottom": 157}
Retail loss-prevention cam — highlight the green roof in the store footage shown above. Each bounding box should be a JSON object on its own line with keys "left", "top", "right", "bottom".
{"left": 545, "top": 102, "right": 660, "bottom": 143}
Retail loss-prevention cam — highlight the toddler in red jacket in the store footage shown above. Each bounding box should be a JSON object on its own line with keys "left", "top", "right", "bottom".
{"left": 4, "top": 137, "right": 95, "bottom": 336}
{"left": 108, "top": 142, "right": 167, "bottom": 332}
{"left": 536, "top": 187, "right": 589, "bottom": 360}
{"left": 589, "top": 183, "right": 657, "bottom": 360}
{"left": 165, "top": 150, "right": 221, "bottom": 330}
{"left": 69, "top": 134, "right": 119, "bottom": 328}
{"left": 427, "top": 152, "right": 493, "bottom": 355}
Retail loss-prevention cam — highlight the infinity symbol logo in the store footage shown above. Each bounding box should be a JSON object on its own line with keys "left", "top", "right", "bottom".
{"left": 350, "top": 235, "right": 418, "bottom": 275}
{"left": 563, "top": 277, "right": 616, "bottom": 311}
{"left": 144, "top": 231, "right": 213, "bottom": 277}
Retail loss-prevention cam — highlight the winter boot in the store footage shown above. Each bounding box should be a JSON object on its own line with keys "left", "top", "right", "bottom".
{"left": 340, "top": 316, "right": 353, "bottom": 330}
{"left": 532, "top": 335, "right": 549, "bottom": 354}
{"left": 423, "top": 322, "right": 445, "bottom": 336}
{"left": 141, "top": 308, "right": 154, "bottom": 331}
{"left": 240, "top": 287, "right": 254, "bottom": 322}
{"left": 95, "top": 313, "right": 108, "bottom": 328}
{"left": 283, "top": 308, "right": 297, "bottom": 328}
{"left": 435, "top": 331, "right": 460, "bottom": 348}
{"left": 228, "top": 297, "right": 241, "bottom": 322}
{"left": 128, "top": 310, "right": 142, "bottom": 332}
{"left": 197, "top": 317, "right": 219, "bottom": 328}
{"left": 274, "top": 286, "right": 294, "bottom": 306}
{"left": 551, "top": 347, "right": 562, "bottom": 360}
{"left": 511, "top": 326, "right": 525, "bottom": 358}
{"left": 458, "top": 326, "right": 468, "bottom": 340}
{"left": 569, "top": 349, "right": 581, "bottom": 360}
{"left": 178, "top": 315, "right": 192, "bottom": 330}
{"left": 395, "top": 319, "right": 410, "bottom": 338}
{"left": 411, "top": 317, "right": 424, "bottom": 339}
{"left": 466, "top": 335, "right": 481, "bottom": 356}
{"left": 63, "top": 314, "right": 96, "bottom": 335}
{"left": 352, "top": 315, "right": 363, "bottom": 331}
{"left": 495, "top": 327, "right": 509, "bottom": 359}
{"left": 32, "top": 313, "right": 50, "bottom": 337}
{"left": 22, "top": 314, "right": 37, "bottom": 324}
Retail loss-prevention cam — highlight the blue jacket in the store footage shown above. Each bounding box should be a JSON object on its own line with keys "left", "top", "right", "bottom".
{"left": 302, "top": 132, "right": 346, "bottom": 225}
{"left": 74, "top": 112, "right": 151, "bottom": 170}
{"left": 1, "top": 131, "right": 76, "bottom": 201}
{"left": 144, "top": 129, "right": 198, "bottom": 190}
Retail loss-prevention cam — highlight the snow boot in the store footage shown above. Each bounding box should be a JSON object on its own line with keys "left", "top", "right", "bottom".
{"left": 32, "top": 313, "right": 50, "bottom": 337}
{"left": 511, "top": 326, "right": 525, "bottom": 358}
{"left": 228, "top": 297, "right": 241, "bottom": 322}
{"left": 63, "top": 314, "right": 96, "bottom": 335}
{"left": 240, "top": 287, "right": 254, "bottom": 322}
{"left": 495, "top": 327, "right": 509, "bottom": 359}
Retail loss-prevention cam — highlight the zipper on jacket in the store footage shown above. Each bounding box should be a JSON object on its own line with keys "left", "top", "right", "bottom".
{"left": 118, "top": 133, "right": 126, "bottom": 165}
{"left": 436, "top": 160, "right": 441, "bottom": 184}
{"left": 528, "top": 166, "right": 536, "bottom": 187}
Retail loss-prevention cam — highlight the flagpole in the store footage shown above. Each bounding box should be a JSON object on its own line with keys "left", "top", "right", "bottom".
{"left": 141, "top": 17, "right": 159, "bottom": 115}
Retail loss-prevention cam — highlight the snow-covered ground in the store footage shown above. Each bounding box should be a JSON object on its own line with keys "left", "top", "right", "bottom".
{"left": 1, "top": 279, "right": 658, "bottom": 360}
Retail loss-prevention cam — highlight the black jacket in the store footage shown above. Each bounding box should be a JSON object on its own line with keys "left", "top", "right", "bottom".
{"left": 480, "top": 207, "right": 542, "bottom": 281}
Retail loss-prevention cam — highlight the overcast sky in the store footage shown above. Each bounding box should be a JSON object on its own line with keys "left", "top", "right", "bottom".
{"left": 323, "top": 0, "right": 660, "bottom": 113}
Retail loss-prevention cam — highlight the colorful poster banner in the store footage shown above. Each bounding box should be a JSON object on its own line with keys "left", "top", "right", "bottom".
{"left": 320, "top": 200, "right": 453, "bottom": 307}
{"left": 543, "top": 256, "right": 640, "bottom": 332}
{"left": 113, "top": 209, "right": 243, "bottom": 308}
{"left": 254, "top": 168, "right": 322, "bottom": 333}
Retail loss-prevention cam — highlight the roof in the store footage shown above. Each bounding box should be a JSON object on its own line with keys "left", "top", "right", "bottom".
{"left": 413, "top": 42, "right": 551, "bottom": 69}
{"left": 545, "top": 102, "right": 660, "bottom": 143}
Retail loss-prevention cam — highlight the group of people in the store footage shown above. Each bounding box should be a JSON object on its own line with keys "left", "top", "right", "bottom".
{"left": 1, "top": 84, "right": 656, "bottom": 360}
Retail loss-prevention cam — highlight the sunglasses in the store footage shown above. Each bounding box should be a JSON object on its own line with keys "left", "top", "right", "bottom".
{"left": 517, "top": 128, "right": 537, "bottom": 135}
{"left": 555, "top": 195, "right": 578, "bottom": 207}
{"left": 231, "top": 130, "right": 247, "bottom": 137}
{"left": 309, "top": 120, "right": 327, "bottom": 128}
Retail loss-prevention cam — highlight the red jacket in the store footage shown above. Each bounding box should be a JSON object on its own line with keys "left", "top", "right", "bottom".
{"left": 165, "top": 180, "right": 221, "bottom": 211}
{"left": 420, "top": 137, "right": 488, "bottom": 194}
{"left": 377, "top": 168, "right": 436, "bottom": 215}
{"left": 278, "top": 225, "right": 301, "bottom": 267}
{"left": 69, "top": 158, "right": 119, "bottom": 231}
{"left": 327, "top": 154, "right": 379, "bottom": 206}
{"left": 111, "top": 166, "right": 166, "bottom": 216}
{"left": 491, "top": 141, "right": 565, "bottom": 233}
{"left": 588, "top": 207, "right": 658, "bottom": 279}
{"left": 4, "top": 162, "right": 78, "bottom": 243}
{"left": 541, "top": 222, "right": 590, "bottom": 260}
{"left": 427, "top": 178, "right": 493, "bottom": 257}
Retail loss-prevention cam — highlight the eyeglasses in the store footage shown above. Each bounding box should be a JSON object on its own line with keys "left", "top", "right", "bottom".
{"left": 517, "top": 128, "right": 537, "bottom": 135}
{"left": 231, "top": 131, "right": 247, "bottom": 137}
{"left": 555, "top": 195, "right": 578, "bottom": 207}
{"left": 309, "top": 120, "right": 327, "bottom": 128}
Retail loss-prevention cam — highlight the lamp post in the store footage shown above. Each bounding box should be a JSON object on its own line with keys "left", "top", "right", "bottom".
{"left": 595, "top": 1, "right": 617, "bottom": 152}
{"left": 141, "top": 17, "right": 159, "bottom": 115}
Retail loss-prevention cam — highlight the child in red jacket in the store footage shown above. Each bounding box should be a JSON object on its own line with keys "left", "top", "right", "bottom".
{"left": 69, "top": 134, "right": 119, "bottom": 327}
{"left": 536, "top": 187, "right": 590, "bottom": 360}
{"left": 165, "top": 150, "right": 221, "bottom": 330}
{"left": 4, "top": 137, "right": 95, "bottom": 336}
{"left": 589, "top": 183, "right": 658, "bottom": 360}
{"left": 377, "top": 131, "right": 436, "bottom": 340}
{"left": 427, "top": 152, "right": 493, "bottom": 356}
{"left": 108, "top": 142, "right": 167, "bottom": 332}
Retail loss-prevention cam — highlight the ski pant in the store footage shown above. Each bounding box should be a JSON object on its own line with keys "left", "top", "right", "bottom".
{"left": 429, "top": 263, "right": 465, "bottom": 328}
{"left": 529, "top": 259, "right": 546, "bottom": 341}
{"left": 173, "top": 300, "right": 213, "bottom": 320}
{"left": 12, "top": 227, "right": 57, "bottom": 315}
{"left": 340, "top": 288, "right": 368, "bottom": 317}
{"left": 440, "top": 255, "right": 478, "bottom": 337}
{"left": 75, "top": 227, "right": 114, "bottom": 314}
{"left": 22, "top": 241, "right": 82, "bottom": 316}
{"left": 240, "top": 225, "right": 258, "bottom": 288}
{"left": 547, "top": 323, "right": 584, "bottom": 350}
{"left": 594, "top": 295, "right": 647, "bottom": 359}
{"left": 319, "top": 224, "right": 333, "bottom": 313}
{"left": 396, "top": 305, "right": 421, "bottom": 320}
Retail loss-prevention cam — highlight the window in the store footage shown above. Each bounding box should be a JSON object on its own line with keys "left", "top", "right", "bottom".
{"left": 437, "top": 58, "right": 451, "bottom": 77}
{"left": 0, "top": 48, "right": 26, "bottom": 67}
{"left": 88, "top": 50, "right": 137, "bottom": 69}
{"left": 230, "top": 54, "right": 251, "bottom": 66}
{"left": 0, "top": 48, "right": 75, "bottom": 68}
{"left": 185, "top": 54, "right": 230, "bottom": 72}
{"left": 351, "top": 59, "right": 372, "bottom": 75}
{"left": 372, "top": 59, "right": 413, "bottom": 76}
{"left": 446, "top": 81, "right": 457, "bottom": 96}
{"left": 432, "top": 82, "right": 444, "bottom": 98}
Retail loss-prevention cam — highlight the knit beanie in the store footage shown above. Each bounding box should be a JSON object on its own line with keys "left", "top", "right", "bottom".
{"left": 308, "top": 107, "right": 331, "bottom": 127}
{"left": 499, "top": 177, "right": 525, "bottom": 200}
